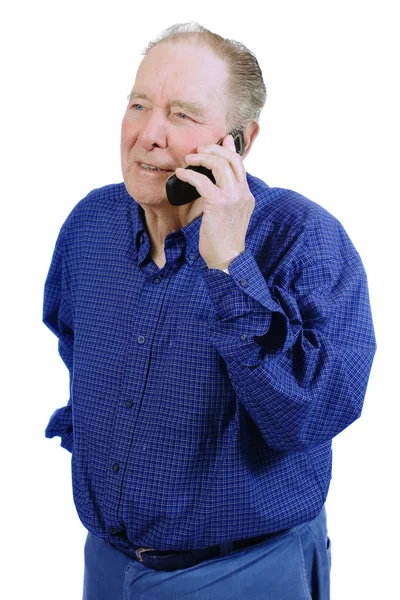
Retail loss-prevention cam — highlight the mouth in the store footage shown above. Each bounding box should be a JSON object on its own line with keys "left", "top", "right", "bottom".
{"left": 137, "top": 162, "right": 173, "bottom": 173}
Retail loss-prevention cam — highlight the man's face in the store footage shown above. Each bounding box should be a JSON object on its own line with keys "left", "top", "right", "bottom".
{"left": 121, "top": 40, "right": 230, "bottom": 206}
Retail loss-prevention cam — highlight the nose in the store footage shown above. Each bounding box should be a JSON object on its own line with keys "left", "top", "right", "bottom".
{"left": 139, "top": 110, "right": 168, "bottom": 150}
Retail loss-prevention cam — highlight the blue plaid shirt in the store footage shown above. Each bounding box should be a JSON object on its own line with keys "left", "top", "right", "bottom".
{"left": 43, "top": 173, "right": 376, "bottom": 551}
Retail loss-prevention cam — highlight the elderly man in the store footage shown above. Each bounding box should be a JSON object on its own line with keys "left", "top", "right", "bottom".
{"left": 43, "top": 23, "right": 376, "bottom": 600}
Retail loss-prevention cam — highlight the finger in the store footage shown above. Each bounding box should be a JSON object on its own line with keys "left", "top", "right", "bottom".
{"left": 196, "top": 135, "right": 246, "bottom": 182}
{"left": 184, "top": 153, "right": 234, "bottom": 189}
{"left": 174, "top": 167, "right": 217, "bottom": 200}
{"left": 222, "top": 133, "right": 236, "bottom": 152}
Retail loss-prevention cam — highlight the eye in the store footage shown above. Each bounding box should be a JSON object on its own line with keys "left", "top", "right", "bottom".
{"left": 131, "top": 103, "right": 145, "bottom": 111}
{"left": 176, "top": 112, "right": 190, "bottom": 120}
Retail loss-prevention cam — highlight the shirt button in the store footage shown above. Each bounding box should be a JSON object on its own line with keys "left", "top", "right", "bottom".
{"left": 152, "top": 275, "right": 162, "bottom": 284}
{"left": 240, "top": 334, "right": 247, "bottom": 341}
{"left": 125, "top": 400, "right": 134, "bottom": 408}
{"left": 137, "top": 335, "right": 146, "bottom": 344}
{"left": 112, "top": 463, "right": 120, "bottom": 473}
{"left": 108, "top": 527, "right": 119, "bottom": 535}
{"left": 187, "top": 252, "right": 196, "bottom": 260}
{"left": 239, "top": 278, "right": 248, "bottom": 288}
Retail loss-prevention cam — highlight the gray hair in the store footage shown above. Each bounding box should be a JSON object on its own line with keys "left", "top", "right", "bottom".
{"left": 142, "top": 23, "right": 267, "bottom": 130}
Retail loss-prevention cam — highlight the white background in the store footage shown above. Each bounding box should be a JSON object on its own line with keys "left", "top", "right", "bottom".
{"left": 1, "top": 1, "right": 398, "bottom": 598}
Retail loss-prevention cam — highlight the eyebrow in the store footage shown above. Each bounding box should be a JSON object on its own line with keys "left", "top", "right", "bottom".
{"left": 169, "top": 99, "right": 205, "bottom": 118}
{"left": 128, "top": 92, "right": 205, "bottom": 118}
{"left": 128, "top": 92, "right": 150, "bottom": 102}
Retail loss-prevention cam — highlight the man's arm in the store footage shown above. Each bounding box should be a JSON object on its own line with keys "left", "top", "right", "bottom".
{"left": 201, "top": 218, "right": 376, "bottom": 452}
{"left": 177, "top": 134, "right": 376, "bottom": 452}
{"left": 43, "top": 223, "right": 74, "bottom": 452}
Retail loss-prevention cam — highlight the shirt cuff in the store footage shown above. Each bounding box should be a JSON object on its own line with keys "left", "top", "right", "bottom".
{"left": 201, "top": 250, "right": 287, "bottom": 366}
{"left": 201, "top": 249, "right": 281, "bottom": 319}
{"left": 45, "top": 405, "right": 74, "bottom": 452}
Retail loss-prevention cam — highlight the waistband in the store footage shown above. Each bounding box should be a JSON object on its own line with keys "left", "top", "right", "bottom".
{"left": 112, "top": 531, "right": 286, "bottom": 572}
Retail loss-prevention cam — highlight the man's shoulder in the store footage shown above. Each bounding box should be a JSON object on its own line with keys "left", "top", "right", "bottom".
{"left": 63, "top": 182, "right": 132, "bottom": 228}
{"left": 247, "top": 173, "right": 334, "bottom": 229}
{"left": 246, "top": 173, "right": 356, "bottom": 260}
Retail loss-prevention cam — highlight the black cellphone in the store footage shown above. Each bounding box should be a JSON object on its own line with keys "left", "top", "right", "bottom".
{"left": 166, "top": 129, "right": 245, "bottom": 206}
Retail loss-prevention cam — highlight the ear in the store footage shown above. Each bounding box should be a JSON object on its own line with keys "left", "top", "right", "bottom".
{"left": 241, "top": 121, "right": 260, "bottom": 159}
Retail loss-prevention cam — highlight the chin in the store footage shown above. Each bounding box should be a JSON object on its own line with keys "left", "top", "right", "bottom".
{"left": 124, "top": 180, "right": 169, "bottom": 207}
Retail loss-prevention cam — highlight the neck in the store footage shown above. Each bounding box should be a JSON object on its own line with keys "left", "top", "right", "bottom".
{"left": 140, "top": 201, "right": 202, "bottom": 256}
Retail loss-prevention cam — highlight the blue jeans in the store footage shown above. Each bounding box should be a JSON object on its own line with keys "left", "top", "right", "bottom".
{"left": 83, "top": 508, "right": 331, "bottom": 599}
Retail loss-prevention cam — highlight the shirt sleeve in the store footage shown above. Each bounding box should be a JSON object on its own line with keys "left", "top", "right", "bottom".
{"left": 201, "top": 217, "right": 376, "bottom": 452}
{"left": 42, "top": 223, "right": 74, "bottom": 452}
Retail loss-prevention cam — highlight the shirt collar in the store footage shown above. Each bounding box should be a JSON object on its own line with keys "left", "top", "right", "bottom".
{"left": 128, "top": 191, "right": 203, "bottom": 266}
{"left": 180, "top": 215, "right": 202, "bottom": 260}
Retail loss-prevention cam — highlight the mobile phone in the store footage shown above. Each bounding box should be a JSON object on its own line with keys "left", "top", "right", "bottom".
{"left": 166, "top": 129, "right": 245, "bottom": 206}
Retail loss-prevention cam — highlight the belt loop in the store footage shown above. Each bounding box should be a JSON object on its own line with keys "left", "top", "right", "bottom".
{"left": 219, "top": 541, "right": 233, "bottom": 556}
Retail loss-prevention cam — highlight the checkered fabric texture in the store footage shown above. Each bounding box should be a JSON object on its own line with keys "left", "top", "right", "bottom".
{"left": 43, "top": 173, "right": 376, "bottom": 551}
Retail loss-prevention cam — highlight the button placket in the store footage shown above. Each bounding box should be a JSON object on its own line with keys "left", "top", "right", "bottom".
{"left": 106, "top": 266, "right": 174, "bottom": 526}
